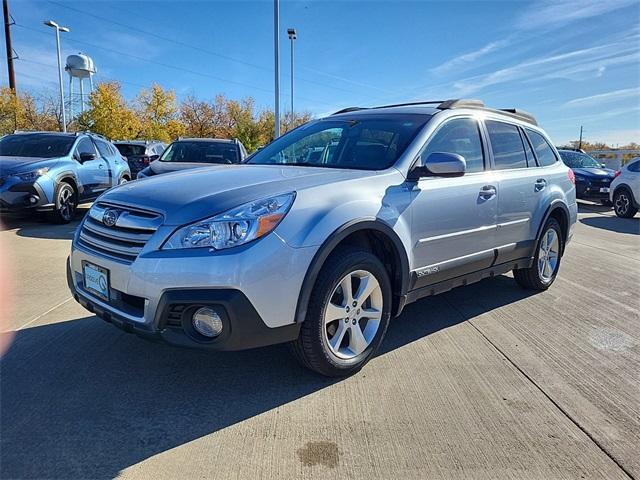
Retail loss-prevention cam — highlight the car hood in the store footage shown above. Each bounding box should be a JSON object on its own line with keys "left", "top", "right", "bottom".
{"left": 99, "top": 164, "right": 377, "bottom": 225}
{"left": 571, "top": 167, "right": 615, "bottom": 178}
{"left": 0, "top": 156, "right": 59, "bottom": 174}
{"left": 149, "top": 160, "right": 225, "bottom": 175}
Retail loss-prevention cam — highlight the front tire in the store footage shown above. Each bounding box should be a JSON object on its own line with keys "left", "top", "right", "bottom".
{"left": 50, "top": 182, "right": 77, "bottom": 224}
{"left": 513, "top": 218, "right": 563, "bottom": 290}
{"left": 613, "top": 189, "right": 638, "bottom": 218}
{"left": 290, "top": 247, "right": 392, "bottom": 377}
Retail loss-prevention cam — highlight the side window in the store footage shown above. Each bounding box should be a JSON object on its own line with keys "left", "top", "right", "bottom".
{"left": 519, "top": 128, "right": 537, "bottom": 167}
{"left": 94, "top": 139, "right": 112, "bottom": 158}
{"left": 74, "top": 137, "right": 97, "bottom": 159}
{"left": 526, "top": 129, "right": 558, "bottom": 167}
{"left": 486, "top": 120, "right": 527, "bottom": 170}
{"left": 627, "top": 160, "right": 640, "bottom": 172}
{"left": 420, "top": 118, "right": 485, "bottom": 173}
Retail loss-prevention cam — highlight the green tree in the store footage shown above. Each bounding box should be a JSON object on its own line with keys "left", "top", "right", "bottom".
{"left": 78, "top": 82, "right": 140, "bottom": 139}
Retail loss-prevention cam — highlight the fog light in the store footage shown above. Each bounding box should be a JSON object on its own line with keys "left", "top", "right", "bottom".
{"left": 192, "top": 307, "right": 223, "bottom": 338}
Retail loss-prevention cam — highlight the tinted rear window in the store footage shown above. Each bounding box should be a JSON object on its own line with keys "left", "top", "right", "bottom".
{"left": 160, "top": 141, "right": 240, "bottom": 164}
{"left": 0, "top": 134, "right": 76, "bottom": 158}
{"left": 486, "top": 120, "right": 527, "bottom": 170}
{"left": 526, "top": 129, "right": 557, "bottom": 167}
{"left": 115, "top": 144, "right": 146, "bottom": 157}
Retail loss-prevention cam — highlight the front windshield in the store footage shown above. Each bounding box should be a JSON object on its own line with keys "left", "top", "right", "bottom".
{"left": 0, "top": 134, "right": 76, "bottom": 158}
{"left": 559, "top": 151, "right": 601, "bottom": 168}
{"left": 160, "top": 141, "right": 240, "bottom": 164}
{"left": 246, "top": 114, "right": 430, "bottom": 170}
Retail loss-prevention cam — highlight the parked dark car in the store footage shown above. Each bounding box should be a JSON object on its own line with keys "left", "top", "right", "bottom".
{"left": 558, "top": 149, "right": 615, "bottom": 203}
{"left": 113, "top": 141, "right": 166, "bottom": 177}
{"left": 137, "top": 138, "right": 247, "bottom": 178}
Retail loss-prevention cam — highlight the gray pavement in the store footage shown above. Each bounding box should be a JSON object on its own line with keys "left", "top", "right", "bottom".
{"left": 0, "top": 204, "right": 638, "bottom": 479}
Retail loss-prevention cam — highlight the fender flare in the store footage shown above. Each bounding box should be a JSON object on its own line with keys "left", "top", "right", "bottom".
{"left": 535, "top": 200, "right": 570, "bottom": 254}
{"left": 54, "top": 171, "right": 83, "bottom": 196}
{"left": 294, "top": 218, "right": 410, "bottom": 323}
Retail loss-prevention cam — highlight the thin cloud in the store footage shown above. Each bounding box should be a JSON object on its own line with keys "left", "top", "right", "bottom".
{"left": 516, "top": 0, "right": 638, "bottom": 31}
{"left": 564, "top": 87, "right": 640, "bottom": 107}
{"left": 431, "top": 39, "right": 510, "bottom": 76}
{"left": 452, "top": 40, "right": 638, "bottom": 95}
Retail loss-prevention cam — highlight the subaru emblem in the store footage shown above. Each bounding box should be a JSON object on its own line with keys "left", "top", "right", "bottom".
{"left": 102, "top": 209, "right": 119, "bottom": 227}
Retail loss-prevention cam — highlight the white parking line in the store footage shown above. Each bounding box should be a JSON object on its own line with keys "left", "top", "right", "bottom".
{"left": 17, "top": 297, "right": 73, "bottom": 331}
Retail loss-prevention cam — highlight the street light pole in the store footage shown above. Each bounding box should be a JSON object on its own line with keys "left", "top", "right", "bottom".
{"left": 273, "top": 0, "right": 280, "bottom": 139}
{"left": 44, "top": 20, "right": 69, "bottom": 132}
{"left": 287, "top": 28, "right": 296, "bottom": 123}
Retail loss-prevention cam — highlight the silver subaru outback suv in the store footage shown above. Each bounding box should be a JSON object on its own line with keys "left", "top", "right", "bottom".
{"left": 67, "top": 99, "right": 577, "bottom": 376}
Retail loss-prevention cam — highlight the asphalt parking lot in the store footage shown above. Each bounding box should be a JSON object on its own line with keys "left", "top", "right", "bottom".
{"left": 1, "top": 204, "right": 638, "bottom": 480}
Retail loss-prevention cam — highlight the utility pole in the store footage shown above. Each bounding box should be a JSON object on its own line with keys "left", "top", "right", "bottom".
{"left": 2, "top": 0, "right": 15, "bottom": 91}
{"left": 578, "top": 126, "right": 583, "bottom": 150}
{"left": 274, "top": 0, "right": 280, "bottom": 138}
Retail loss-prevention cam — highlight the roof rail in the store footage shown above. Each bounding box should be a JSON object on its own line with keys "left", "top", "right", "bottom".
{"left": 437, "top": 99, "right": 485, "bottom": 110}
{"left": 332, "top": 106, "right": 366, "bottom": 115}
{"left": 498, "top": 108, "right": 538, "bottom": 126}
{"left": 371, "top": 100, "right": 443, "bottom": 110}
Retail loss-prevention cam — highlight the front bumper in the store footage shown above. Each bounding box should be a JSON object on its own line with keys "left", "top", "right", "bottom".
{"left": 0, "top": 181, "right": 54, "bottom": 213}
{"left": 67, "top": 259, "right": 300, "bottom": 350}
{"left": 575, "top": 182, "right": 612, "bottom": 201}
{"left": 67, "top": 230, "right": 316, "bottom": 350}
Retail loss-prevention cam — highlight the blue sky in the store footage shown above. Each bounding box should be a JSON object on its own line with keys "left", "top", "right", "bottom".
{"left": 3, "top": 0, "right": 639, "bottom": 145}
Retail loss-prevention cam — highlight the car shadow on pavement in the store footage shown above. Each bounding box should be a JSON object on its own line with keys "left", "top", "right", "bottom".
{"left": 1, "top": 206, "right": 89, "bottom": 240}
{"left": 0, "top": 275, "right": 536, "bottom": 479}
{"left": 579, "top": 216, "right": 640, "bottom": 235}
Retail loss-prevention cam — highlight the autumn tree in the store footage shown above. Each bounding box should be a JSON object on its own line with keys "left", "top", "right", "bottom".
{"left": 78, "top": 82, "right": 140, "bottom": 139}
{"left": 136, "top": 84, "right": 184, "bottom": 142}
{"left": 180, "top": 94, "right": 229, "bottom": 138}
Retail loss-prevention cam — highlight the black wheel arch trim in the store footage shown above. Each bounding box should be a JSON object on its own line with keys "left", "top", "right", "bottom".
{"left": 54, "top": 171, "right": 84, "bottom": 196}
{"left": 536, "top": 200, "right": 570, "bottom": 254}
{"left": 294, "top": 218, "right": 410, "bottom": 323}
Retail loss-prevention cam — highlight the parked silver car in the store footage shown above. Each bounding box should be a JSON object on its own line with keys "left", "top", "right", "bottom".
{"left": 67, "top": 99, "right": 577, "bottom": 376}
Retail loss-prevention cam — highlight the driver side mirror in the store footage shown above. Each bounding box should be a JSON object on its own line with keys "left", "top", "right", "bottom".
{"left": 149, "top": 155, "right": 159, "bottom": 161}
{"left": 409, "top": 152, "right": 466, "bottom": 180}
{"left": 79, "top": 152, "right": 97, "bottom": 163}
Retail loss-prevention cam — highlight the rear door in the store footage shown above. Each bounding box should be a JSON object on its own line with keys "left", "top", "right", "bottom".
{"left": 410, "top": 116, "right": 498, "bottom": 287}
{"left": 484, "top": 119, "right": 541, "bottom": 264}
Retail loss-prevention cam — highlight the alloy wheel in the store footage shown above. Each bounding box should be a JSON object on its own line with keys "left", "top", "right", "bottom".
{"left": 323, "top": 269, "right": 383, "bottom": 360}
{"left": 615, "top": 193, "right": 629, "bottom": 216}
{"left": 538, "top": 228, "right": 559, "bottom": 282}
{"left": 58, "top": 186, "right": 76, "bottom": 221}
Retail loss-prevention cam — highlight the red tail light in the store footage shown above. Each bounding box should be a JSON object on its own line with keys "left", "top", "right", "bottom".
{"left": 567, "top": 168, "right": 575, "bottom": 185}
{"left": 614, "top": 169, "right": 621, "bottom": 178}
{"left": 142, "top": 156, "right": 150, "bottom": 165}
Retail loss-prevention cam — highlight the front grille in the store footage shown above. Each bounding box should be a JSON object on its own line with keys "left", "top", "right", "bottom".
{"left": 78, "top": 202, "right": 162, "bottom": 263}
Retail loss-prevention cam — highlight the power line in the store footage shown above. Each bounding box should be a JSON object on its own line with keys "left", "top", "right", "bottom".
{"left": 14, "top": 23, "right": 335, "bottom": 106}
{"left": 44, "top": 0, "right": 380, "bottom": 98}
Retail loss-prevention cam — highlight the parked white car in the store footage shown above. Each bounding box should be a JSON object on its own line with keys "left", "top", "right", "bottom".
{"left": 610, "top": 157, "right": 640, "bottom": 218}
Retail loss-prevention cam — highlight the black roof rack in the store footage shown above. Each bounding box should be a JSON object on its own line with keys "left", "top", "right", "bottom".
{"left": 332, "top": 107, "right": 367, "bottom": 115}
{"left": 496, "top": 108, "right": 537, "bottom": 126}
{"left": 331, "top": 98, "right": 538, "bottom": 125}
{"left": 437, "top": 99, "right": 485, "bottom": 109}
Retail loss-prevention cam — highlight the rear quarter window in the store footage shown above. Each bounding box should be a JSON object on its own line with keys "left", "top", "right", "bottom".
{"left": 526, "top": 129, "right": 558, "bottom": 167}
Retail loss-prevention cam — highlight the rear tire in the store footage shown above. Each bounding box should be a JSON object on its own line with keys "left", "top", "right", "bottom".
{"left": 613, "top": 189, "right": 638, "bottom": 218}
{"left": 513, "top": 218, "right": 563, "bottom": 290}
{"left": 50, "top": 182, "right": 77, "bottom": 224}
{"left": 289, "top": 247, "right": 392, "bottom": 377}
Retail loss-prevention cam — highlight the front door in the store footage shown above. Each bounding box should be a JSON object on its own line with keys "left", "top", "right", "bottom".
{"left": 74, "top": 137, "right": 108, "bottom": 198}
{"left": 409, "top": 117, "right": 498, "bottom": 289}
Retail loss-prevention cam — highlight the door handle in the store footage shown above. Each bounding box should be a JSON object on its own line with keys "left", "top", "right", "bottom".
{"left": 479, "top": 185, "right": 497, "bottom": 198}
{"left": 534, "top": 178, "right": 547, "bottom": 192}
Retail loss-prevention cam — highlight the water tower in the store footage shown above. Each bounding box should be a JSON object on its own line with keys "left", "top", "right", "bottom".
{"left": 65, "top": 53, "right": 96, "bottom": 119}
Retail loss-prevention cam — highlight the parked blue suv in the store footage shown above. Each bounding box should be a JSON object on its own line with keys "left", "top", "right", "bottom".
{"left": 0, "top": 132, "right": 131, "bottom": 223}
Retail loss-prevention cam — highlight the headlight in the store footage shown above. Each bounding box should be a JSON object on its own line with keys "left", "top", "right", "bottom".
{"left": 163, "top": 192, "right": 295, "bottom": 251}
{"left": 13, "top": 167, "right": 49, "bottom": 182}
